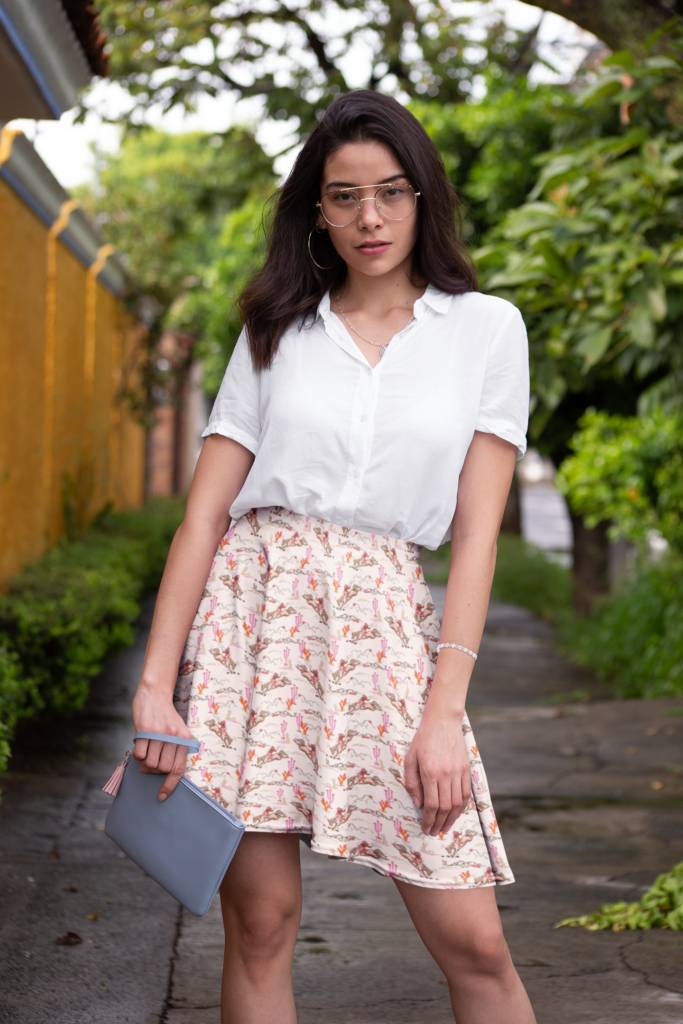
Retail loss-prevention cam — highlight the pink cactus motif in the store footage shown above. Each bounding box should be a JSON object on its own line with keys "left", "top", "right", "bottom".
{"left": 305, "top": 516, "right": 310, "bottom": 529}
{"left": 373, "top": 821, "right": 384, "bottom": 840}
{"left": 190, "top": 706, "right": 198, "bottom": 725}
{"left": 471, "top": 770, "right": 481, "bottom": 791}
{"left": 296, "top": 713, "right": 304, "bottom": 732}
{"left": 209, "top": 596, "right": 218, "bottom": 616}
{"left": 283, "top": 647, "right": 290, "bottom": 665}
{"left": 408, "top": 583, "right": 414, "bottom": 604}
{"left": 299, "top": 640, "right": 306, "bottom": 656}
{"left": 286, "top": 816, "right": 294, "bottom": 831}
{"left": 200, "top": 766, "right": 208, "bottom": 781}
{"left": 277, "top": 788, "right": 284, "bottom": 804}
{"left": 281, "top": 722, "right": 288, "bottom": 740}
{"left": 203, "top": 669, "right": 211, "bottom": 686}
{"left": 393, "top": 820, "right": 402, "bottom": 837}
{"left": 326, "top": 787, "right": 334, "bottom": 806}
{"left": 388, "top": 861, "right": 399, "bottom": 876}
{"left": 294, "top": 612, "right": 303, "bottom": 631}
{"left": 199, "top": 741, "right": 206, "bottom": 757}
{"left": 307, "top": 572, "right": 314, "bottom": 588}
{"left": 328, "top": 714, "right": 336, "bottom": 731}
{"left": 212, "top": 622, "right": 219, "bottom": 640}
{"left": 378, "top": 566, "right": 385, "bottom": 581}
{"left": 390, "top": 743, "right": 397, "bottom": 761}
{"left": 372, "top": 672, "right": 379, "bottom": 693}
{"left": 417, "top": 657, "right": 424, "bottom": 675}
{"left": 381, "top": 637, "right": 388, "bottom": 655}
{"left": 384, "top": 593, "right": 392, "bottom": 609}
{"left": 290, "top": 685, "right": 298, "bottom": 702}
{"left": 330, "top": 640, "right": 339, "bottom": 659}
{"left": 248, "top": 611, "right": 257, "bottom": 632}
{"left": 372, "top": 598, "right": 379, "bottom": 619}
{"left": 384, "top": 788, "right": 393, "bottom": 808}
{"left": 293, "top": 784, "right": 304, "bottom": 800}
{"left": 336, "top": 567, "right": 343, "bottom": 583}
{"left": 373, "top": 745, "right": 381, "bottom": 765}
{"left": 292, "top": 579, "right": 299, "bottom": 596}
{"left": 244, "top": 685, "right": 252, "bottom": 705}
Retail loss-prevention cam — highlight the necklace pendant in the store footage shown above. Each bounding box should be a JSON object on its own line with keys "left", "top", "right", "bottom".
{"left": 379, "top": 345, "right": 386, "bottom": 358}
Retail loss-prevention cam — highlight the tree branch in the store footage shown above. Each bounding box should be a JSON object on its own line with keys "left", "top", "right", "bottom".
{"left": 518, "top": 0, "right": 681, "bottom": 53}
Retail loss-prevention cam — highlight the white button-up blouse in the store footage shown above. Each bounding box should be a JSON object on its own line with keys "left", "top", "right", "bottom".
{"left": 204, "top": 286, "right": 529, "bottom": 550}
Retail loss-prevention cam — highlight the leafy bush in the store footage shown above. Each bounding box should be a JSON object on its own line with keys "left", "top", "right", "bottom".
{"left": 477, "top": 50, "right": 683, "bottom": 439}
{"left": 0, "top": 499, "right": 184, "bottom": 773}
{"left": 560, "top": 560, "right": 683, "bottom": 698}
{"left": 557, "top": 861, "right": 683, "bottom": 931}
{"left": 558, "top": 408, "right": 683, "bottom": 554}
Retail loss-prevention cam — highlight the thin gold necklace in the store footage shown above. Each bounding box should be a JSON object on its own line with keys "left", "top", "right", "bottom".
{"left": 335, "top": 292, "right": 416, "bottom": 359}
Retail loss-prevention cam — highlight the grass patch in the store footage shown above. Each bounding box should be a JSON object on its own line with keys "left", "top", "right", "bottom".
{"left": 422, "top": 534, "right": 571, "bottom": 622}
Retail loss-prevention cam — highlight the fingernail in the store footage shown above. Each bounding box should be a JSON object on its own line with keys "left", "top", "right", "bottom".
{"left": 158, "top": 794, "right": 167, "bottom": 802}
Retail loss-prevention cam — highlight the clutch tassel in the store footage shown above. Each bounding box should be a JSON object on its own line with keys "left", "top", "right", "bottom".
{"left": 102, "top": 753, "right": 131, "bottom": 797}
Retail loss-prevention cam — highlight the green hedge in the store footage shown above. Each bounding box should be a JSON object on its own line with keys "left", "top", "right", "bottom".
{"left": 559, "top": 561, "right": 683, "bottom": 699}
{"left": 0, "top": 499, "right": 184, "bottom": 774}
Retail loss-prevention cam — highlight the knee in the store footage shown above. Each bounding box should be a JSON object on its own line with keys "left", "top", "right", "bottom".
{"left": 453, "top": 924, "right": 512, "bottom": 979}
{"left": 225, "top": 894, "right": 300, "bottom": 966}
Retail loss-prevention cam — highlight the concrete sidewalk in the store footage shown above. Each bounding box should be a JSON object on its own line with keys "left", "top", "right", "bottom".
{"left": 1, "top": 590, "right": 682, "bottom": 1023}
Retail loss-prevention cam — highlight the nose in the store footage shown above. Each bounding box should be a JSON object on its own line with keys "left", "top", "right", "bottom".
{"left": 357, "top": 196, "right": 384, "bottom": 230}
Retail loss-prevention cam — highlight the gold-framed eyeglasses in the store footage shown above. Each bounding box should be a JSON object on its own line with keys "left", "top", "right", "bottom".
{"left": 317, "top": 181, "right": 420, "bottom": 228}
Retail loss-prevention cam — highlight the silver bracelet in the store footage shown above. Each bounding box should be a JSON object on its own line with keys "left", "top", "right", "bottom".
{"left": 436, "top": 643, "right": 478, "bottom": 661}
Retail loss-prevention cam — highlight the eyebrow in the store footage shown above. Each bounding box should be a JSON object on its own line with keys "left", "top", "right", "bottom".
{"left": 325, "top": 173, "right": 408, "bottom": 189}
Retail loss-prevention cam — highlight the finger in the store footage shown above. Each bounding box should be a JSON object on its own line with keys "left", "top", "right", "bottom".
{"left": 156, "top": 742, "right": 178, "bottom": 775}
{"left": 429, "top": 778, "right": 454, "bottom": 837}
{"left": 442, "top": 778, "right": 465, "bottom": 834}
{"left": 404, "top": 751, "right": 423, "bottom": 808}
{"left": 132, "top": 738, "right": 149, "bottom": 762}
{"left": 421, "top": 773, "right": 439, "bottom": 835}
{"left": 142, "top": 739, "right": 164, "bottom": 770}
{"left": 157, "top": 745, "right": 189, "bottom": 801}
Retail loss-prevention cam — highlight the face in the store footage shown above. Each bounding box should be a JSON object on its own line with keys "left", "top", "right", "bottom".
{"left": 317, "top": 141, "right": 419, "bottom": 279}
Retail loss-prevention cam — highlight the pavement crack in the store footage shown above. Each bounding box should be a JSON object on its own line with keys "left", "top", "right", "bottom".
{"left": 159, "top": 903, "right": 184, "bottom": 1022}
{"left": 619, "top": 935, "right": 681, "bottom": 996}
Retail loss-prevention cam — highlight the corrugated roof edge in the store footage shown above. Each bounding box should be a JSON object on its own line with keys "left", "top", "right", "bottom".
{"left": 60, "top": 0, "right": 110, "bottom": 77}
{"left": 1, "top": 133, "right": 126, "bottom": 298}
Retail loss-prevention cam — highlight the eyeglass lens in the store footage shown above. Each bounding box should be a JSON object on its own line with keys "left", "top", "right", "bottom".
{"left": 320, "top": 183, "right": 417, "bottom": 227}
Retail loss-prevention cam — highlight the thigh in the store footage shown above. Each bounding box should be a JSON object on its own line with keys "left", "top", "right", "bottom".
{"left": 394, "top": 880, "right": 505, "bottom": 967}
{"left": 221, "top": 832, "right": 303, "bottom": 920}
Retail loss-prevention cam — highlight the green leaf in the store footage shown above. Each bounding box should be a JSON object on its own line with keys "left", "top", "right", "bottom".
{"left": 576, "top": 327, "right": 613, "bottom": 366}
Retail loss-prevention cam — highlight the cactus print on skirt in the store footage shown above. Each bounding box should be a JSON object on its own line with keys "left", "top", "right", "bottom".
{"left": 173, "top": 507, "right": 514, "bottom": 890}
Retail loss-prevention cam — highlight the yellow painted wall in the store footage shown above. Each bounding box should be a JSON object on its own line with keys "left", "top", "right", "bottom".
{"left": 0, "top": 178, "right": 145, "bottom": 582}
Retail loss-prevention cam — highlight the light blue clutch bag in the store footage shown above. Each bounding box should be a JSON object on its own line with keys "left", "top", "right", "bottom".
{"left": 103, "top": 731, "right": 245, "bottom": 917}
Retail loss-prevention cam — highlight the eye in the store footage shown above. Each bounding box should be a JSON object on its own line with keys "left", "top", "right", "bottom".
{"left": 331, "top": 190, "right": 355, "bottom": 203}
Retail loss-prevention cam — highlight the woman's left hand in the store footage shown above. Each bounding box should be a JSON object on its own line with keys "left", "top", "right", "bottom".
{"left": 404, "top": 695, "right": 472, "bottom": 837}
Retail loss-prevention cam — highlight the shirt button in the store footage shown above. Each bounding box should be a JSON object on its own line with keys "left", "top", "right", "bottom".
{"left": 360, "top": 415, "right": 366, "bottom": 422}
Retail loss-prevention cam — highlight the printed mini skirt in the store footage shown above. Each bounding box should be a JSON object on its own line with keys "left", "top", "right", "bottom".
{"left": 173, "top": 507, "right": 514, "bottom": 890}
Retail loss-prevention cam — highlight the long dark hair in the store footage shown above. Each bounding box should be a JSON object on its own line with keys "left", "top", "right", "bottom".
{"left": 240, "top": 89, "right": 478, "bottom": 369}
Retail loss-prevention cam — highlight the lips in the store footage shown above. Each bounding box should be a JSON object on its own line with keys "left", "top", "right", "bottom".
{"left": 355, "top": 240, "right": 391, "bottom": 255}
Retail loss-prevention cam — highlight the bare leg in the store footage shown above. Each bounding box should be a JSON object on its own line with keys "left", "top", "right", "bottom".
{"left": 220, "top": 832, "right": 302, "bottom": 1024}
{"left": 394, "top": 881, "right": 536, "bottom": 1024}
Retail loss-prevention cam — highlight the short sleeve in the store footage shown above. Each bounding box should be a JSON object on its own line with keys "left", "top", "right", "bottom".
{"left": 474, "top": 305, "right": 529, "bottom": 460}
{"left": 202, "top": 328, "right": 261, "bottom": 454}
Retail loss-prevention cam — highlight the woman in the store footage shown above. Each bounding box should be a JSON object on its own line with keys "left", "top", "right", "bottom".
{"left": 132, "top": 90, "right": 535, "bottom": 1024}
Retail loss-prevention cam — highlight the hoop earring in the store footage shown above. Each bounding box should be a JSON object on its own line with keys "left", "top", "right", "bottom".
{"left": 308, "top": 228, "right": 337, "bottom": 270}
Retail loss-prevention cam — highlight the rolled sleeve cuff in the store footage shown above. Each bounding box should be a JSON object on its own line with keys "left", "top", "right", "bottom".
{"left": 202, "top": 421, "right": 260, "bottom": 456}
{"left": 474, "top": 421, "right": 528, "bottom": 461}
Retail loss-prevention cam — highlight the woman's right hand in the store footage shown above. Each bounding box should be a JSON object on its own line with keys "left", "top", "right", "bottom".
{"left": 132, "top": 682, "right": 193, "bottom": 801}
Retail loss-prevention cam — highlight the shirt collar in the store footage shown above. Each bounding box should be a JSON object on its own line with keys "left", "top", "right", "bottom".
{"left": 414, "top": 285, "right": 453, "bottom": 317}
{"left": 315, "top": 284, "right": 452, "bottom": 322}
{"left": 316, "top": 290, "right": 332, "bottom": 322}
